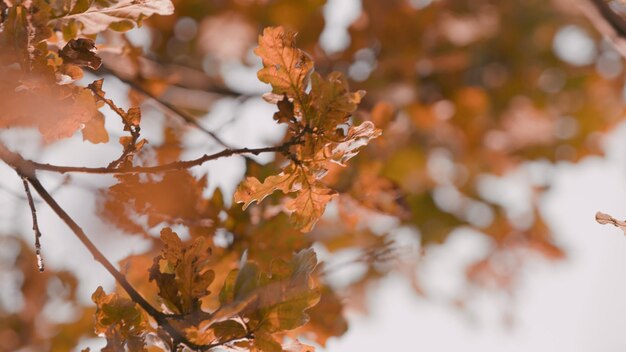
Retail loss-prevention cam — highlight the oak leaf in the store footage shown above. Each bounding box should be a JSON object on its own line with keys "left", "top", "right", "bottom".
{"left": 309, "top": 72, "right": 366, "bottom": 130}
{"left": 252, "top": 332, "right": 282, "bottom": 352}
{"left": 91, "top": 286, "right": 148, "bottom": 352}
{"left": 324, "top": 121, "right": 382, "bottom": 166}
{"left": 209, "top": 320, "right": 247, "bottom": 344}
{"left": 0, "top": 79, "right": 99, "bottom": 142}
{"left": 149, "top": 228, "right": 215, "bottom": 314}
{"left": 59, "top": 38, "right": 102, "bottom": 70}
{"left": 235, "top": 26, "right": 380, "bottom": 232}
{"left": 234, "top": 171, "right": 299, "bottom": 210}
{"left": 82, "top": 111, "right": 109, "bottom": 143}
{"left": 274, "top": 95, "right": 296, "bottom": 124}
{"left": 50, "top": 0, "right": 174, "bottom": 35}
{"left": 284, "top": 184, "right": 337, "bottom": 233}
{"left": 254, "top": 26, "right": 313, "bottom": 99}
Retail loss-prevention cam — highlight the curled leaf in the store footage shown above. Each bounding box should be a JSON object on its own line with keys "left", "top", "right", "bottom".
{"left": 326, "top": 121, "right": 382, "bottom": 166}
{"left": 595, "top": 211, "right": 626, "bottom": 236}
{"left": 59, "top": 38, "right": 102, "bottom": 70}
{"left": 50, "top": 0, "right": 175, "bottom": 35}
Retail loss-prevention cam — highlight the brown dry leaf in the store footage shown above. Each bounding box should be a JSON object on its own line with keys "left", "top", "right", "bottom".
{"left": 149, "top": 228, "right": 215, "bottom": 314}
{"left": 234, "top": 171, "right": 299, "bottom": 210}
{"left": 0, "top": 79, "right": 99, "bottom": 142}
{"left": 595, "top": 211, "right": 626, "bottom": 236}
{"left": 254, "top": 26, "right": 313, "bottom": 99}
{"left": 274, "top": 95, "right": 295, "bottom": 124}
{"left": 324, "top": 121, "right": 382, "bottom": 167}
{"left": 59, "top": 38, "right": 102, "bottom": 69}
{"left": 82, "top": 111, "right": 109, "bottom": 143}
{"left": 285, "top": 184, "right": 337, "bottom": 232}
{"left": 309, "top": 72, "right": 365, "bottom": 130}
{"left": 102, "top": 170, "right": 217, "bottom": 232}
{"left": 50, "top": 0, "right": 175, "bottom": 35}
{"left": 91, "top": 286, "right": 149, "bottom": 351}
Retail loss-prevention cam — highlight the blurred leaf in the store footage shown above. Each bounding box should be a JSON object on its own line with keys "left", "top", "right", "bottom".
{"left": 50, "top": 0, "right": 174, "bottom": 35}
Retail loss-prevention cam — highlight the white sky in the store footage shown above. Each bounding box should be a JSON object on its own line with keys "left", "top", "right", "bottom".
{"left": 324, "top": 123, "right": 626, "bottom": 352}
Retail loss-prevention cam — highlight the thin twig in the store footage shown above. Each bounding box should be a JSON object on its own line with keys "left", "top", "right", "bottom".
{"left": 21, "top": 177, "right": 44, "bottom": 272}
{"left": 87, "top": 80, "right": 142, "bottom": 168}
{"left": 30, "top": 144, "right": 290, "bottom": 174}
{"left": 99, "top": 66, "right": 231, "bottom": 149}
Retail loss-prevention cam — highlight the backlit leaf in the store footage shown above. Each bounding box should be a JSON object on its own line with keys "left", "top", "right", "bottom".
{"left": 149, "top": 228, "right": 215, "bottom": 314}
{"left": 309, "top": 72, "right": 365, "bottom": 130}
{"left": 50, "top": 0, "right": 174, "bottom": 35}
{"left": 82, "top": 111, "right": 109, "bottom": 144}
{"left": 285, "top": 185, "right": 337, "bottom": 233}
{"left": 324, "top": 121, "right": 382, "bottom": 166}
{"left": 254, "top": 26, "right": 313, "bottom": 99}
{"left": 91, "top": 286, "right": 148, "bottom": 352}
{"left": 234, "top": 171, "right": 299, "bottom": 210}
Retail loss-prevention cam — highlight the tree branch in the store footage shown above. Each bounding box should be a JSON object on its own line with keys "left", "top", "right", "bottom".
{"left": 0, "top": 142, "right": 203, "bottom": 350}
{"left": 21, "top": 177, "right": 44, "bottom": 272}
{"left": 29, "top": 144, "right": 290, "bottom": 174}
{"left": 583, "top": 0, "right": 626, "bottom": 57}
{"left": 99, "top": 66, "right": 231, "bottom": 149}
{"left": 87, "top": 80, "right": 142, "bottom": 168}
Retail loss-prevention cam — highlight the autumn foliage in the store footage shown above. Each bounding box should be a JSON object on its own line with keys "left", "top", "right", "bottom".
{"left": 1, "top": 0, "right": 625, "bottom": 351}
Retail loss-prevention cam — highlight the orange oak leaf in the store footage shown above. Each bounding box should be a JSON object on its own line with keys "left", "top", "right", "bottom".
{"left": 81, "top": 111, "right": 109, "bottom": 143}
{"left": 234, "top": 171, "right": 299, "bottom": 210}
{"left": 254, "top": 26, "right": 313, "bottom": 100}
{"left": 91, "top": 286, "right": 149, "bottom": 351}
{"left": 285, "top": 183, "right": 337, "bottom": 233}
{"left": 324, "top": 121, "right": 382, "bottom": 166}
{"left": 309, "top": 72, "right": 366, "bottom": 130}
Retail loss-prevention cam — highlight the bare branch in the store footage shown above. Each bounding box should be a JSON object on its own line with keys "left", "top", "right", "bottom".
{"left": 99, "top": 66, "right": 231, "bottom": 148}
{"left": 86, "top": 80, "right": 143, "bottom": 168}
{"left": 582, "top": 0, "right": 626, "bottom": 57}
{"left": 29, "top": 144, "right": 290, "bottom": 174}
{"left": 21, "top": 177, "right": 44, "bottom": 272}
{"left": 0, "top": 142, "right": 204, "bottom": 350}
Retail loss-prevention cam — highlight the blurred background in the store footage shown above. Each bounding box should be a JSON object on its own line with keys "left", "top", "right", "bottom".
{"left": 1, "top": 0, "right": 626, "bottom": 350}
